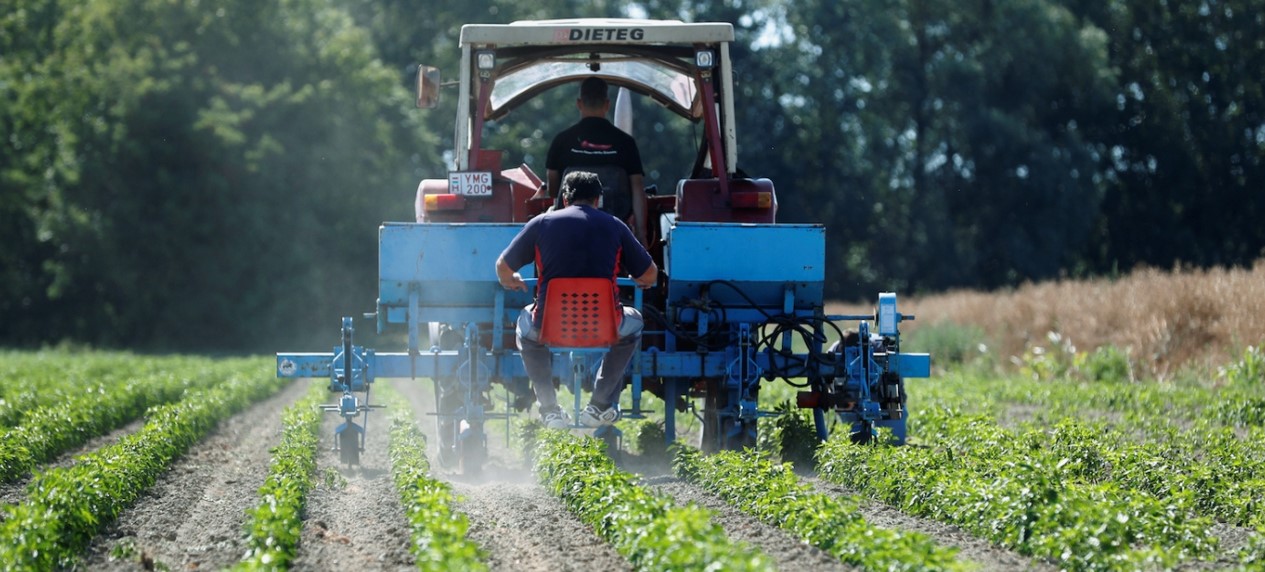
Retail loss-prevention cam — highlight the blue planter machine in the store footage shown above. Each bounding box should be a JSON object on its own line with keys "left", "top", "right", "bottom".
{"left": 277, "top": 221, "right": 929, "bottom": 472}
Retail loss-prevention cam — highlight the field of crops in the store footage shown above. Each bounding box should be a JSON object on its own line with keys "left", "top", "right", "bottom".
{"left": 1, "top": 344, "right": 1263, "bottom": 571}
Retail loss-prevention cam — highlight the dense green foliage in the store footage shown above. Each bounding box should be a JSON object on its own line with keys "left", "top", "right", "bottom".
{"left": 0, "top": 354, "right": 252, "bottom": 481}
{"left": 0, "top": 362, "right": 286, "bottom": 570}
{"left": 1, "top": 0, "right": 433, "bottom": 350}
{"left": 3, "top": 0, "right": 1262, "bottom": 349}
{"left": 532, "top": 429, "right": 773, "bottom": 570}
{"left": 815, "top": 361, "right": 1265, "bottom": 570}
{"left": 235, "top": 382, "right": 324, "bottom": 570}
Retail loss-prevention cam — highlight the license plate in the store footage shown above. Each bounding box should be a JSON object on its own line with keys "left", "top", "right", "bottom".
{"left": 449, "top": 171, "right": 493, "bottom": 196}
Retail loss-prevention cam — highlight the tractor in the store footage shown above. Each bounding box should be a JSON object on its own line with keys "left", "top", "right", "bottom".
{"left": 276, "top": 18, "right": 929, "bottom": 474}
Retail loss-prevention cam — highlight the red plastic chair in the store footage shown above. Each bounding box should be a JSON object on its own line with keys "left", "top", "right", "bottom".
{"left": 534, "top": 277, "right": 623, "bottom": 433}
{"left": 537, "top": 277, "right": 621, "bottom": 349}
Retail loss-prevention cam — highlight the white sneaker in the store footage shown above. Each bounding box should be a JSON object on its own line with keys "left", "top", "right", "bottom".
{"left": 579, "top": 404, "right": 620, "bottom": 427}
{"left": 542, "top": 409, "right": 570, "bottom": 429}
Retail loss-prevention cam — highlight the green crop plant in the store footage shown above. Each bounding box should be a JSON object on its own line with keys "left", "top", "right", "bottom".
{"left": 819, "top": 411, "right": 1220, "bottom": 571}
{"left": 757, "top": 400, "right": 818, "bottom": 468}
{"left": 533, "top": 429, "right": 771, "bottom": 571}
{"left": 0, "top": 366, "right": 285, "bottom": 570}
{"left": 673, "top": 445, "right": 965, "bottom": 571}
{"left": 624, "top": 418, "right": 668, "bottom": 461}
{"left": 379, "top": 385, "right": 487, "bottom": 572}
{"left": 235, "top": 382, "right": 325, "bottom": 570}
{"left": 0, "top": 357, "right": 250, "bottom": 482}
{"left": 915, "top": 407, "right": 1265, "bottom": 529}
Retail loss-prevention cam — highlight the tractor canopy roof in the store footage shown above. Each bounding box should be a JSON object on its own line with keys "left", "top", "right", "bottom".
{"left": 459, "top": 19, "right": 735, "bottom": 122}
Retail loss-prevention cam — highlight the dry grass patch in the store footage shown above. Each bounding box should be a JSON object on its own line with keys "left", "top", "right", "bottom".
{"left": 828, "top": 259, "right": 1265, "bottom": 380}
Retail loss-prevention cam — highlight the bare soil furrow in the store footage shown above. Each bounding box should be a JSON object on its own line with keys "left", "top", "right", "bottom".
{"left": 393, "top": 378, "right": 631, "bottom": 572}
{"left": 76, "top": 378, "right": 311, "bottom": 571}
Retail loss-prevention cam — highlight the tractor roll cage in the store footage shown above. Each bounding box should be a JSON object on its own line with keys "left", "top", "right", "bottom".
{"left": 484, "top": 46, "right": 702, "bottom": 121}
{"left": 452, "top": 19, "right": 738, "bottom": 173}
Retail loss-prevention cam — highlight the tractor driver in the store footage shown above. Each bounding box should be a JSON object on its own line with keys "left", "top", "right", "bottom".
{"left": 498, "top": 171, "right": 658, "bottom": 429}
{"left": 536, "top": 77, "right": 649, "bottom": 246}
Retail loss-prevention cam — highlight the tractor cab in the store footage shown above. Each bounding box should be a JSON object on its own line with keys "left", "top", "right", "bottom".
{"left": 414, "top": 18, "right": 777, "bottom": 238}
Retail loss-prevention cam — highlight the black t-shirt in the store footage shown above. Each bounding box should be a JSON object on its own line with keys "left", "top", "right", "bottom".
{"left": 546, "top": 117, "right": 644, "bottom": 221}
{"left": 546, "top": 117, "right": 644, "bottom": 176}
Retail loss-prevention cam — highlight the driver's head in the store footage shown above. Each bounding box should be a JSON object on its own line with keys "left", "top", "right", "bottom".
{"left": 578, "top": 77, "right": 609, "bottom": 111}
{"left": 561, "top": 171, "right": 603, "bottom": 205}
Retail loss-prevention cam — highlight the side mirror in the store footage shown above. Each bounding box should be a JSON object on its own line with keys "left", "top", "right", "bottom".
{"left": 416, "top": 65, "right": 440, "bottom": 108}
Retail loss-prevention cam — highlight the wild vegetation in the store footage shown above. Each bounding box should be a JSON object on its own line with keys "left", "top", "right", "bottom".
{"left": 842, "top": 259, "right": 1265, "bottom": 380}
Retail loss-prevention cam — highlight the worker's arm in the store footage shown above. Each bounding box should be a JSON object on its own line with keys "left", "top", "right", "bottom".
{"left": 633, "top": 261, "right": 658, "bottom": 289}
{"left": 533, "top": 169, "right": 560, "bottom": 200}
{"left": 496, "top": 256, "right": 528, "bottom": 292}
{"left": 629, "top": 173, "right": 648, "bottom": 246}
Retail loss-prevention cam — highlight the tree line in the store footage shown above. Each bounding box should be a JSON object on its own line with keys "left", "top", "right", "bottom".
{"left": 2, "top": 0, "right": 1261, "bottom": 351}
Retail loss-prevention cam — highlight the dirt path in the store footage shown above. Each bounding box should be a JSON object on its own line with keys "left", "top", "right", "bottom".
{"left": 77, "top": 379, "right": 312, "bottom": 571}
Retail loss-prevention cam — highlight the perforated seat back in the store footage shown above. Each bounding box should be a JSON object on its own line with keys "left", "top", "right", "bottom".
{"left": 538, "top": 277, "right": 621, "bottom": 348}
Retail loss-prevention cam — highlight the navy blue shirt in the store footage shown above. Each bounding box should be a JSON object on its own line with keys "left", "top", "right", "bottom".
{"left": 501, "top": 204, "right": 653, "bottom": 326}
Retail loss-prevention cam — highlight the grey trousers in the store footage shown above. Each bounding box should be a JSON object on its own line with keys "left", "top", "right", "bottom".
{"left": 516, "top": 304, "right": 643, "bottom": 413}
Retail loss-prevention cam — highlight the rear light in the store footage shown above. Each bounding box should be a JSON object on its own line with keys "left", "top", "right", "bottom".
{"left": 423, "top": 194, "right": 467, "bottom": 211}
{"left": 730, "top": 191, "right": 772, "bottom": 209}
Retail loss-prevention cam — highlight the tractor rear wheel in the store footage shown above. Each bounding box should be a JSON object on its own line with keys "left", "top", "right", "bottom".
{"left": 701, "top": 378, "right": 757, "bottom": 453}
{"left": 339, "top": 429, "right": 360, "bottom": 466}
{"left": 459, "top": 431, "right": 486, "bottom": 477}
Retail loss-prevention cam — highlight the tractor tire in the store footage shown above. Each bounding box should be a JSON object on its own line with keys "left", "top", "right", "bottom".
{"left": 339, "top": 429, "right": 360, "bottom": 466}
{"left": 701, "top": 378, "right": 757, "bottom": 453}
{"left": 459, "top": 432, "right": 486, "bottom": 477}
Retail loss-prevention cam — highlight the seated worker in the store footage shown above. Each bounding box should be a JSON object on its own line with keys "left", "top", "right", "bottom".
{"left": 538, "top": 77, "right": 648, "bottom": 246}
{"left": 497, "top": 171, "right": 658, "bottom": 429}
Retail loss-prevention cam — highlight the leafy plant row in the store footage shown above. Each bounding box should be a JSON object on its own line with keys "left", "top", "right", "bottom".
{"left": 915, "top": 406, "right": 1265, "bottom": 530}
{"left": 234, "top": 382, "right": 326, "bottom": 570}
{"left": 923, "top": 347, "right": 1265, "bottom": 430}
{"left": 532, "top": 429, "right": 772, "bottom": 571}
{"left": 0, "top": 350, "right": 163, "bottom": 428}
{"left": 0, "top": 357, "right": 251, "bottom": 482}
{"left": 672, "top": 445, "right": 965, "bottom": 571}
{"left": 817, "top": 416, "right": 1217, "bottom": 571}
{"left": 379, "top": 386, "right": 487, "bottom": 571}
{"left": 0, "top": 366, "right": 288, "bottom": 570}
